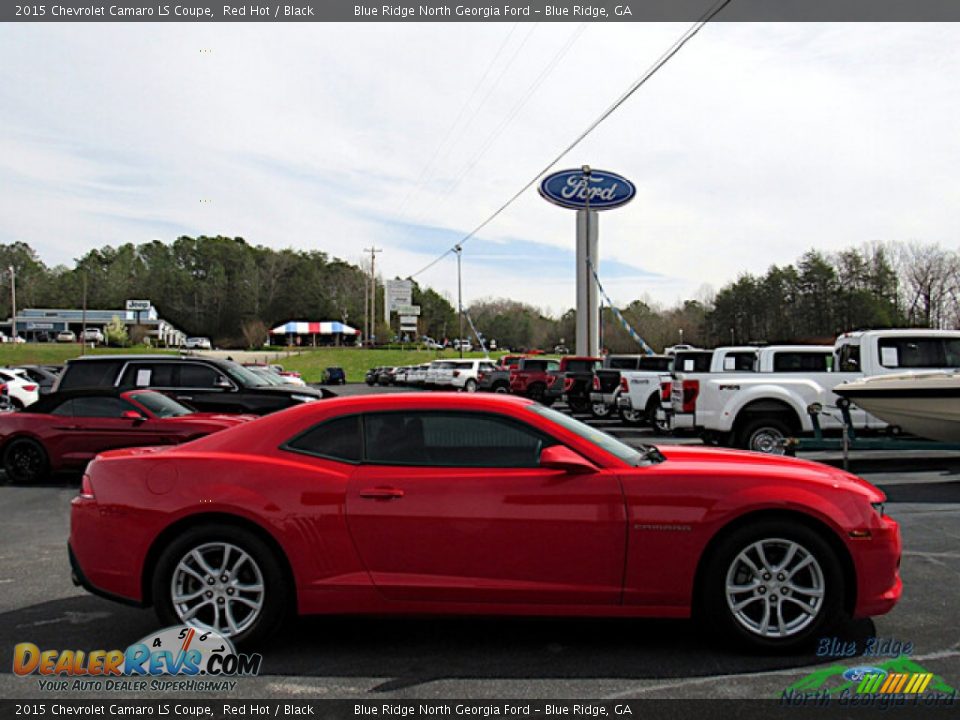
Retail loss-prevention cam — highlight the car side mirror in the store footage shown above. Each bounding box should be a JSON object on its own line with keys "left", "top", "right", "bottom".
{"left": 539, "top": 445, "right": 596, "bottom": 474}
{"left": 121, "top": 410, "right": 145, "bottom": 422}
{"left": 215, "top": 376, "right": 232, "bottom": 389}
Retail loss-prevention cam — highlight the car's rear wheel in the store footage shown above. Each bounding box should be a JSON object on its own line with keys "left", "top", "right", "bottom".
{"left": 464, "top": 379, "right": 477, "bottom": 393}
{"left": 494, "top": 384, "right": 510, "bottom": 394}
{"left": 738, "top": 417, "right": 791, "bottom": 455}
{"left": 703, "top": 520, "right": 843, "bottom": 650}
{"left": 3, "top": 438, "right": 49, "bottom": 483}
{"left": 153, "top": 524, "right": 288, "bottom": 646}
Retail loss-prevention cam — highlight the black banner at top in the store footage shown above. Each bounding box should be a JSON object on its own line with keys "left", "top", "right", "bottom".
{"left": 4, "top": 0, "right": 960, "bottom": 23}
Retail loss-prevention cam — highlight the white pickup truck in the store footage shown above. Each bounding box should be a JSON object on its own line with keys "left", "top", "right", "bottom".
{"left": 671, "top": 330, "right": 960, "bottom": 453}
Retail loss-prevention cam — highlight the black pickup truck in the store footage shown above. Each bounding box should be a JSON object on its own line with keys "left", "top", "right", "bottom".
{"left": 476, "top": 355, "right": 526, "bottom": 393}
{"left": 543, "top": 356, "right": 601, "bottom": 413}
{"left": 589, "top": 355, "right": 672, "bottom": 418}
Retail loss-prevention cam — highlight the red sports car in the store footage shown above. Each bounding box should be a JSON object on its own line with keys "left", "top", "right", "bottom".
{"left": 69, "top": 393, "right": 901, "bottom": 650}
{"left": 1, "top": 388, "right": 253, "bottom": 483}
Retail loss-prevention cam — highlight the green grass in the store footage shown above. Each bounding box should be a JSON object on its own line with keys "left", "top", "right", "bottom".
{"left": 281, "top": 348, "right": 505, "bottom": 383}
{"left": 0, "top": 344, "right": 510, "bottom": 383}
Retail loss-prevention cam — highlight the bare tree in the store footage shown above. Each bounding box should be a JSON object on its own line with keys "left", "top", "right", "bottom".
{"left": 896, "top": 242, "right": 959, "bottom": 328}
{"left": 241, "top": 318, "right": 269, "bottom": 349}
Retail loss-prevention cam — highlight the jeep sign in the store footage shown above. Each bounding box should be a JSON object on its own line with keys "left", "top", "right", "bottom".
{"left": 538, "top": 169, "right": 635, "bottom": 211}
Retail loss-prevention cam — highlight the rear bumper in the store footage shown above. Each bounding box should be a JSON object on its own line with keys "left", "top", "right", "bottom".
{"left": 68, "top": 542, "right": 143, "bottom": 608}
{"left": 70, "top": 495, "right": 145, "bottom": 605}
{"left": 590, "top": 392, "right": 615, "bottom": 405}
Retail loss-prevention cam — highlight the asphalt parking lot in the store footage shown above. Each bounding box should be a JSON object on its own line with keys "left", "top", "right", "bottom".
{"left": 1, "top": 385, "right": 958, "bottom": 700}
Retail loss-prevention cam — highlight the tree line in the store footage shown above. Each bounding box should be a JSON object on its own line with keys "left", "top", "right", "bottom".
{"left": 1, "top": 237, "right": 956, "bottom": 351}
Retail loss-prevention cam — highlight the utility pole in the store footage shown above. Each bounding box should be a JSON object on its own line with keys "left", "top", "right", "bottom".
{"left": 81, "top": 273, "right": 88, "bottom": 356}
{"left": 8, "top": 266, "right": 15, "bottom": 343}
{"left": 455, "top": 245, "right": 463, "bottom": 358}
{"left": 364, "top": 247, "right": 382, "bottom": 347}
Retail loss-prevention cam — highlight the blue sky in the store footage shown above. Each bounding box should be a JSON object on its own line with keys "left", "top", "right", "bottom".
{"left": 2, "top": 22, "right": 959, "bottom": 316}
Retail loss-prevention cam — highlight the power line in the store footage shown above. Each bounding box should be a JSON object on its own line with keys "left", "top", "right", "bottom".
{"left": 406, "top": 0, "right": 733, "bottom": 281}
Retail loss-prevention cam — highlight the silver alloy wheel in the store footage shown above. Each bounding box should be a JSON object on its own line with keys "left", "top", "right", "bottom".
{"left": 725, "top": 538, "right": 825, "bottom": 639}
{"left": 465, "top": 379, "right": 477, "bottom": 392}
{"left": 591, "top": 403, "right": 611, "bottom": 417}
{"left": 749, "top": 427, "right": 787, "bottom": 455}
{"left": 170, "top": 542, "right": 265, "bottom": 638}
{"left": 621, "top": 409, "right": 643, "bottom": 423}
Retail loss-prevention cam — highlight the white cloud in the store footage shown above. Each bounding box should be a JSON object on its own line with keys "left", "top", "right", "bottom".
{"left": 1, "top": 22, "right": 959, "bottom": 314}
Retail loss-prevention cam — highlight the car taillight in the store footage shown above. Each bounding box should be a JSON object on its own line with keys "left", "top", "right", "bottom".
{"left": 478, "top": 372, "right": 486, "bottom": 380}
{"left": 619, "top": 376, "right": 629, "bottom": 392}
{"left": 453, "top": 371, "right": 460, "bottom": 377}
{"left": 682, "top": 379, "right": 699, "bottom": 413}
{"left": 23, "top": 384, "right": 38, "bottom": 393}
{"left": 546, "top": 375, "right": 557, "bottom": 386}
{"left": 79, "top": 474, "right": 95, "bottom": 499}
{"left": 592, "top": 376, "right": 601, "bottom": 391}
{"left": 660, "top": 381, "right": 672, "bottom": 402}
{"left": 563, "top": 377, "right": 574, "bottom": 392}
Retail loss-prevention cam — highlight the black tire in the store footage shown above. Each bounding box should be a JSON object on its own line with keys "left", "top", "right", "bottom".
{"left": 464, "top": 379, "right": 477, "bottom": 393}
{"left": 567, "top": 398, "right": 589, "bottom": 414}
{"left": 590, "top": 401, "right": 612, "bottom": 419}
{"left": 737, "top": 416, "right": 792, "bottom": 455}
{"left": 702, "top": 519, "right": 844, "bottom": 651}
{"left": 10, "top": 397, "right": 24, "bottom": 411}
{"left": 618, "top": 407, "right": 645, "bottom": 426}
{"left": 3, "top": 437, "right": 49, "bottom": 483}
{"left": 152, "top": 524, "right": 289, "bottom": 647}
{"left": 527, "top": 383, "right": 547, "bottom": 402}
{"left": 493, "top": 383, "right": 510, "bottom": 394}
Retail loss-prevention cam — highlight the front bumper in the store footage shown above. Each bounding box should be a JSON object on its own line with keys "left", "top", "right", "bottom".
{"left": 852, "top": 514, "right": 903, "bottom": 618}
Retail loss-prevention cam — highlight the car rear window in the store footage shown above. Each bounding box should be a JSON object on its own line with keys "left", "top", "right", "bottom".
{"left": 606, "top": 357, "right": 642, "bottom": 370}
{"left": 564, "top": 360, "right": 599, "bottom": 373}
{"left": 877, "top": 337, "right": 960, "bottom": 369}
{"left": 772, "top": 352, "right": 833, "bottom": 373}
{"left": 284, "top": 415, "right": 363, "bottom": 464}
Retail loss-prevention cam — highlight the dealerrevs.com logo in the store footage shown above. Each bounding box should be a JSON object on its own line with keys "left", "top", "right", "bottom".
{"left": 13, "top": 626, "right": 262, "bottom": 692}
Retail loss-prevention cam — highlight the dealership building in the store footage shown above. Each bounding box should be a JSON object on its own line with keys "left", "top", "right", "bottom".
{"left": 5, "top": 301, "right": 187, "bottom": 346}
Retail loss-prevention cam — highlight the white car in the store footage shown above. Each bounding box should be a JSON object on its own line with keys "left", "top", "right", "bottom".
{"left": 0, "top": 369, "right": 40, "bottom": 409}
{"left": 443, "top": 359, "right": 489, "bottom": 392}
{"left": 81, "top": 328, "right": 105, "bottom": 344}
{"left": 184, "top": 337, "right": 213, "bottom": 350}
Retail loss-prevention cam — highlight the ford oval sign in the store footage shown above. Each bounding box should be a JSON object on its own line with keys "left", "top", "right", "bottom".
{"left": 539, "top": 168, "right": 636, "bottom": 210}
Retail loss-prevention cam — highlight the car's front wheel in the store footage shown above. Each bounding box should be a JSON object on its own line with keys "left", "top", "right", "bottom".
{"left": 703, "top": 520, "right": 844, "bottom": 650}
{"left": 3, "top": 438, "right": 49, "bottom": 483}
{"left": 153, "top": 524, "right": 288, "bottom": 646}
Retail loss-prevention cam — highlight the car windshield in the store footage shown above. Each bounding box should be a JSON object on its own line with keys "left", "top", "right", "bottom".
{"left": 222, "top": 361, "right": 269, "bottom": 387}
{"left": 526, "top": 404, "right": 660, "bottom": 467}
{"left": 128, "top": 391, "right": 192, "bottom": 418}
{"left": 247, "top": 367, "right": 285, "bottom": 385}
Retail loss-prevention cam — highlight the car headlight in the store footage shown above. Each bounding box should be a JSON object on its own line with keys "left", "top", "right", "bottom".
{"left": 291, "top": 394, "right": 318, "bottom": 403}
{"left": 871, "top": 501, "right": 886, "bottom": 517}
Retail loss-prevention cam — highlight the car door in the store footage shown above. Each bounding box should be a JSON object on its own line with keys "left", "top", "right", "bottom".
{"left": 346, "top": 410, "right": 627, "bottom": 606}
{"left": 56, "top": 396, "right": 166, "bottom": 465}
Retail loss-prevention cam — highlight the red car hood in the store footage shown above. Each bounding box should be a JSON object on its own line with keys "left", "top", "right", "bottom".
{"left": 655, "top": 444, "right": 884, "bottom": 501}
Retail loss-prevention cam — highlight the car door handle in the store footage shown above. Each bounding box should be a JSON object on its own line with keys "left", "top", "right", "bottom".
{"left": 359, "top": 487, "right": 405, "bottom": 500}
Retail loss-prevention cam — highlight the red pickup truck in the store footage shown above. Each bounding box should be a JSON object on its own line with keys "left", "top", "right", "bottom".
{"left": 509, "top": 357, "right": 560, "bottom": 404}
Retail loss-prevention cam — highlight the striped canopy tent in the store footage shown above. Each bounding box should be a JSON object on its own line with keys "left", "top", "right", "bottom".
{"left": 270, "top": 321, "right": 359, "bottom": 346}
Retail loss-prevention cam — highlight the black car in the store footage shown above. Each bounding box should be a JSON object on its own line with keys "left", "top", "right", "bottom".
{"left": 54, "top": 355, "right": 331, "bottom": 415}
{"left": 322, "top": 366, "right": 346, "bottom": 385}
{"left": 365, "top": 367, "right": 382, "bottom": 386}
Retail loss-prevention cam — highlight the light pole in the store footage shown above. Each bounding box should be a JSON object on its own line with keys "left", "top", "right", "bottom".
{"left": 455, "top": 244, "right": 463, "bottom": 358}
{"left": 8, "top": 266, "right": 15, "bottom": 342}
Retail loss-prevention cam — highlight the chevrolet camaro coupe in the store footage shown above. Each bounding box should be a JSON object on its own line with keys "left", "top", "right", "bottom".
{"left": 1, "top": 388, "right": 252, "bottom": 483}
{"left": 69, "top": 393, "right": 902, "bottom": 649}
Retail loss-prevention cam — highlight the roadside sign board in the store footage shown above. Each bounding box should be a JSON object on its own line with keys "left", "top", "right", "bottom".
{"left": 125, "top": 299, "right": 151, "bottom": 311}
{"left": 393, "top": 304, "right": 421, "bottom": 316}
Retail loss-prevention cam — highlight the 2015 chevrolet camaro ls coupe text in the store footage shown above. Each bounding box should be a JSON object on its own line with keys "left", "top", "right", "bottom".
{"left": 69, "top": 394, "right": 902, "bottom": 649}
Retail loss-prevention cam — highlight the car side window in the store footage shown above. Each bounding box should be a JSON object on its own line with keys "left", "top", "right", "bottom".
{"left": 180, "top": 364, "right": 222, "bottom": 388}
{"left": 364, "top": 411, "right": 554, "bottom": 468}
{"left": 120, "top": 363, "right": 176, "bottom": 388}
{"left": 284, "top": 415, "right": 362, "bottom": 464}
{"left": 50, "top": 399, "right": 75, "bottom": 416}
{"left": 71, "top": 397, "right": 137, "bottom": 418}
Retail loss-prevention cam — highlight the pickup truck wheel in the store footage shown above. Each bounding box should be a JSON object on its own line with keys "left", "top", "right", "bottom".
{"left": 703, "top": 520, "right": 843, "bottom": 650}
{"left": 618, "top": 408, "right": 644, "bottom": 426}
{"left": 567, "top": 398, "right": 589, "bottom": 414}
{"left": 493, "top": 384, "right": 509, "bottom": 394}
{"left": 738, "top": 417, "right": 791, "bottom": 455}
{"left": 527, "top": 383, "right": 546, "bottom": 402}
{"left": 590, "top": 402, "right": 612, "bottom": 419}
